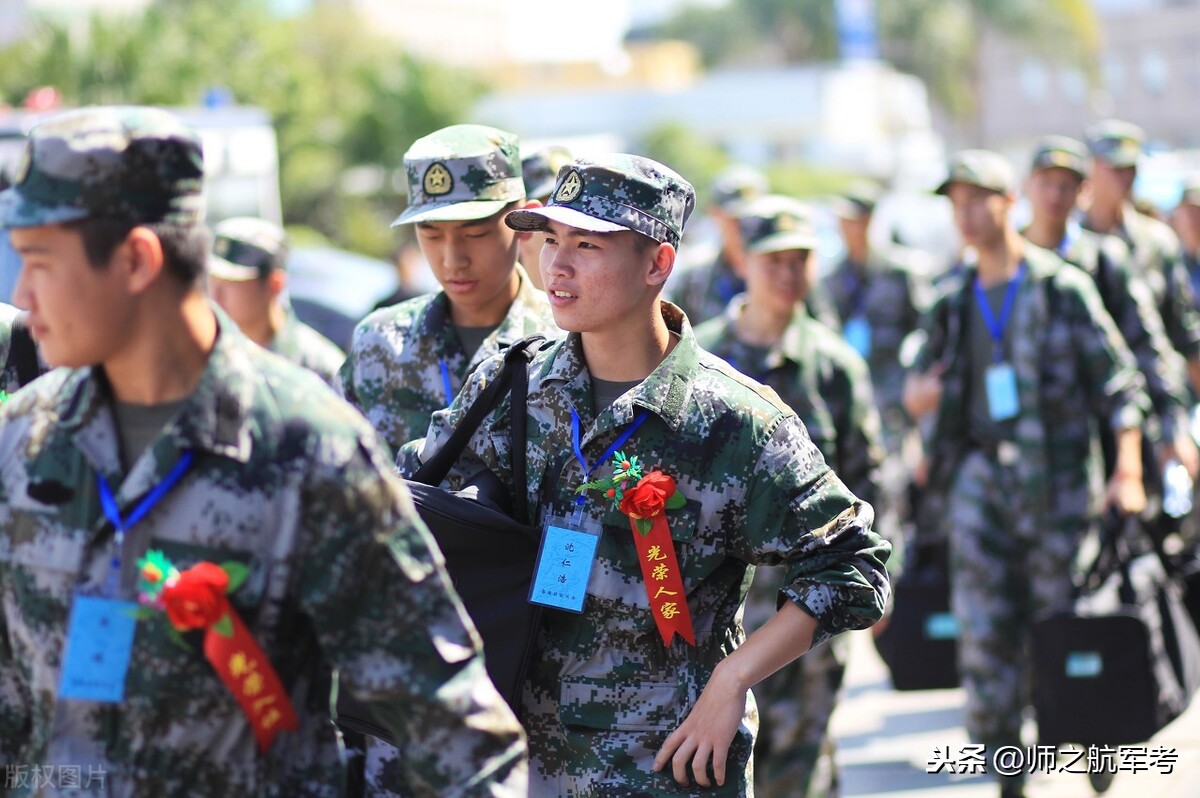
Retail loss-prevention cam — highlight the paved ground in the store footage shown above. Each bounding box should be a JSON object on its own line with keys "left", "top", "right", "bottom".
{"left": 828, "top": 630, "right": 1200, "bottom": 798}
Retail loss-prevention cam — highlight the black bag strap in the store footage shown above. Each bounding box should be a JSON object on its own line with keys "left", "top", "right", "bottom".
{"left": 6, "top": 312, "right": 41, "bottom": 388}
{"left": 412, "top": 335, "right": 543, "bottom": 521}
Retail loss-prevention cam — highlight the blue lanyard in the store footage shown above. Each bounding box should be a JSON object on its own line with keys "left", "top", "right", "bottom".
{"left": 96, "top": 449, "right": 194, "bottom": 591}
{"left": 570, "top": 408, "right": 651, "bottom": 517}
{"left": 973, "top": 264, "right": 1024, "bottom": 363}
{"left": 1056, "top": 222, "right": 1081, "bottom": 258}
{"left": 843, "top": 267, "right": 869, "bottom": 316}
{"left": 438, "top": 360, "right": 454, "bottom": 407}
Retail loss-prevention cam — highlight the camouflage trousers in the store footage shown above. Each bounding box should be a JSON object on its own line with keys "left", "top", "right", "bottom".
{"left": 746, "top": 566, "right": 849, "bottom": 798}
{"left": 947, "top": 450, "right": 1082, "bottom": 785}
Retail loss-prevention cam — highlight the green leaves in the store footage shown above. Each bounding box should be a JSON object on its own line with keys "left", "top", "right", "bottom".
{"left": 212, "top": 614, "right": 235, "bottom": 639}
{"left": 220, "top": 562, "right": 249, "bottom": 594}
{"left": 633, "top": 518, "right": 653, "bottom": 536}
{"left": 665, "top": 492, "right": 687, "bottom": 511}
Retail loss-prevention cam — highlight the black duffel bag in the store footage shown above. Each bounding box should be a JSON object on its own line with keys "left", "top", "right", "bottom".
{"left": 872, "top": 537, "right": 961, "bottom": 691}
{"left": 1032, "top": 514, "right": 1200, "bottom": 747}
{"left": 336, "top": 335, "right": 546, "bottom": 746}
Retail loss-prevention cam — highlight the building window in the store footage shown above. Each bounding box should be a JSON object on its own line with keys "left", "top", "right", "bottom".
{"left": 1141, "top": 49, "right": 1169, "bottom": 95}
{"left": 1020, "top": 60, "right": 1048, "bottom": 104}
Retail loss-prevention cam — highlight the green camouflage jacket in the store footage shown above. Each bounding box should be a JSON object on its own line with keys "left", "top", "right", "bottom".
{"left": 338, "top": 266, "right": 557, "bottom": 455}
{"left": 398, "top": 302, "right": 890, "bottom": 796}
{"left": 0, "top": 311, "right": 526, "bottom": 797}
{"left": 1039, "top": 226, "right": 1190, "bottom": 442}
{"left": 1085, "top": 206, "right": 1200, "bottom": 361}
{"left": 694, "top": 302, "right": 883, "bottom": 509}
{"left": 821, "top": 248, "right": 933, "bottom": 417}
{"left": 268, "top": 312, "right": 345, "bottom": 389}
{"left": 915, "top": 246, "right": 1150, "bottom": 536}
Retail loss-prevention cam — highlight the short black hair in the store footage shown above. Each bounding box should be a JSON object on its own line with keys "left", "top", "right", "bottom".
{"left": 64, "top": 217, "right": 210, "bottom": 287}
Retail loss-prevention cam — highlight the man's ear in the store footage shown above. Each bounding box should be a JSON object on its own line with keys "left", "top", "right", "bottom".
{"left": 647, "top": 241, "right": 676, "bottom": 287}
{"left": 123, "top": 226, "right": 166, "bottom": 295}
{"left": 266, "top": 269, "right": 287, "bottom": 299}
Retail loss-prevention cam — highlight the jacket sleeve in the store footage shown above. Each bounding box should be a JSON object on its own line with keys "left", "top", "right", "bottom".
{"left": 299, "top": 436, "right": 528, "bottom": 798}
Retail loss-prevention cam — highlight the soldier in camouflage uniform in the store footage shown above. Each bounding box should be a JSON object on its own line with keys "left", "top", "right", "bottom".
{"left": 1175, "top": 179, "right": 1200, "bottom": 312}
{"left": 666, "top": 166, "right": 765, "bottom": 326}
{"left": 694, "top": 196, "right": 884, "bottom": 798}
{"left": 207, "top": 216, "right": 345, "bottom": 387}
{"left": 906, "top": 150, "right": 1150, "bottom": 798}
{"left": 1020, "top": 136, "right": 1197, "bottom": 483}
{"left": 519, "top": 144, "right": 573, "bottom": 290}
{"left": 0, "top": 106, "right": 527, "bottom": 798}
{"left": 399, "top": 154, "right": 891, "bottom": 797}
{"left": 337, "top": 124, "right": 558, "bottom": 456}
{"left": 1081, "top": 120, "right": 1200, "bottom": 397}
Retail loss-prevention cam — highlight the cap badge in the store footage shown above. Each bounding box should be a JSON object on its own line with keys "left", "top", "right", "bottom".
{"left": 423, "top": 162, "right": 453, "bottom": 196}
{"left": 555, "top": 170, "right": 583, "bottom": 203}
{"left": 775, "top": 214, "right": 795, "bottom": 231}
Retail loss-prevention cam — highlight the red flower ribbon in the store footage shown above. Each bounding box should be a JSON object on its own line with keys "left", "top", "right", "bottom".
{"left": 620, "top": 472, "right": 696, "bottom": 647}
{"left": 158, "top": 563, "right": 298, "bottom": 752}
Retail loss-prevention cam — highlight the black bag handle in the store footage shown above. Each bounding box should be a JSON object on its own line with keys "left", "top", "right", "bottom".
{"left": 7, "top": 312, "right": 41, "bottom": 388}
{"left": 411, "top": 335, "right": 543, "bottom": 523}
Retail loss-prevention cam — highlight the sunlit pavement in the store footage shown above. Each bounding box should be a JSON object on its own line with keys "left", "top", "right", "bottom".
{"left": 828, "top": 630, "right": 1200, "bottom": 798}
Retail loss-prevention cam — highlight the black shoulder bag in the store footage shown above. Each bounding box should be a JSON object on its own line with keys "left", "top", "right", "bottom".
{"left": 6, "top": 312, "right": 42, "bottom": 388}
{"left": 335, "top": 335, "right": 546, "bottom": 746}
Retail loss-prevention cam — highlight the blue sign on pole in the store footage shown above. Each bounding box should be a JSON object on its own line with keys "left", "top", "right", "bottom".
{"left": 836, "top": 0, "right": 880, "bottom": 61}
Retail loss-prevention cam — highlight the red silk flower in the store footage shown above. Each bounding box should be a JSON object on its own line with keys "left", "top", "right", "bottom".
{"left": 618, "top": 471, "right": 677, "bottom": 520}
{"left": 161, "top": 562, "right": 230, "bottom": 631}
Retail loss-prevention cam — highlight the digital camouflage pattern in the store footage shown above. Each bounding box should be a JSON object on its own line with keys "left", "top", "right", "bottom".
{"left": 393, "top": 124, "right": 525, "bottom": 226}
{"left": 505, "top": 154, "right": 696, "bottom": 247}
{"left": 0, "top": 312, "right": 527, "bottom": 797}
{"left": 337, "top": 266, "right": 557, "bottom": 455}
{"left": 521, "top": 145, "right": 574, "bottom": 201}
{"left": 666, "top": 247, "right": 745, "bottom": 327}
{"left": 695, "top": 301, "right": 884, "bottom": 798}
{"left": 821, "top": 246, "right": 934, "bottom": 444}
{"left": 398, "top": 302, "right": 891, "bottom": 797}
{"left": 268, "top": 311, "right": 345, "bottom": 389}
{"left": 735, "top": 195, "right": 818, "bottom": 255}
{"left": 208, "top": 217, "right": 288, "bottom": 282}
{"left": 0, "top": 106, "right": 205, "bottom": 229}
{"left": 1084, "top": 205, "right": 1200, "bottom": 362}
{"left": 1029, "top": 224, "right": 1191, "bottom": 444}
{"left": 1029, "top": 135, "right": 1088, "bottom": 180}
{"left": 709, "top": 166, "right": 767, "bottom": 211}
{"left": 1086, "top": 118, "right": 1145, "bottom": 170}
{"left": 0, "top": 302, "right": 23, "bottom": 397}
{"left": 914, "top": 245, "right": 1150, "bottom": 778}
{"left": 934, "top": 149, "right": 1016, "bottom": 197}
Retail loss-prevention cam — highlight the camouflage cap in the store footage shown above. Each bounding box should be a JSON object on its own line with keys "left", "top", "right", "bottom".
{"left": 1029, "top": 135, "right": 1089, "bottom": 179}
{"left": 0, "top": 105, "right": 204, "bottom": 229}
{"left": 1180, "top": 178, "right": 1200, "bottom": 208}
{"left": 1085, "top": 119, "right": 1144, "bottom": 168}
{"left": 710, "top": 165, "right": 768, "bottom": 211}
{"left": 504, "top": 154, "right": 696, "bottom": 247}
{"left": 208, "top": 216, "right": 287, "bottom": 281}
{"left": 521, "top": 144, "right": 573, "bottom": 201}
{"left": 737, "top": 195, "right": 819, "bottom": 254}
{"left": 392, "top": 124, "right": 525, "bottom": 226}
{"left": 833, "top": 180, "right": 883, "bottom": 220}
{"left": 935, "top": 149, "right": 1016, "bottom": 197}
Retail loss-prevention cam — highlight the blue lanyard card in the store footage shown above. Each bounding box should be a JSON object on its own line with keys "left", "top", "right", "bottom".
{"left": 986, "top": 362, "right": 1019, "bottom": 421}
{"left": 843, "top": 316, "right": 872, "bottom": 358}
{"left": 58, "top": 594, "right": 139, "bottom": 703}
{"left": 529, "top": 516, "right": 601, "bottom": 614}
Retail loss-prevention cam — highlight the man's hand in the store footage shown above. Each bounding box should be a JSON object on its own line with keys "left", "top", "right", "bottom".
{"left": 652, "top": 665, "right": 745, "bottom": 788}
{"left": 1105, "top": 470, "right": 1146, "bottom": 516}
{"left": 903, "top": 364, "right": 945, "bottom": 419}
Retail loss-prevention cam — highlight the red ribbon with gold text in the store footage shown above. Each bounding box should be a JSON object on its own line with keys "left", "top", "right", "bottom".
{"left": 137, "top": 553, "right": 298, "bottom": 752}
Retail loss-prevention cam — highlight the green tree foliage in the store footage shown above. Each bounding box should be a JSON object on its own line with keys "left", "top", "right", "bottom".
{"left": 0, "top": 0, "right": 483, "bottom": 256}
{"left": 639, "top": 0, "right": 1099, "bottom": 119}
{"left": 638, "top": 122, "right": 731, "bottom": 207}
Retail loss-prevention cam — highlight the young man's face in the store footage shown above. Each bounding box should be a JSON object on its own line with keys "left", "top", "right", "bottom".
{"left": 947, "top": 183, "right": 1011, "bottom": 250}
{"left": 10, "top": 223, "right": 136, "bottom": 368}
{"left": 414, "top": 206, "right": 521, "bottom": 324}
{"left": 1026, "top": 167, "right": 1084, "bottom": 227}
{"left": 209, "top": 274, "right": 275, "bottom": 334}
{"left": 540, "top": 221, "right": 667, "bottom": 335}
{"left": 1175, "top": 204, "right": 1200, "bottom": 253}
{"left": 838, "top": 215, "right": 870, "bottom": 251}
{"left": 744, "top": 247, "right": 813, "bottom": 315}
{"left": 1089, "top": 160, "right": 1136, "bottom": 206}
